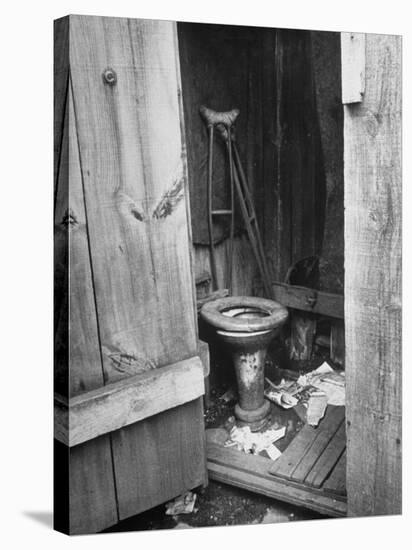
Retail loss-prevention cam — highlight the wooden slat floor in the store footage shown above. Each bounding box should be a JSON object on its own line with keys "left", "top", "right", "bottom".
{"left": 206, "top": 404, "right": 347, "bottom": 517}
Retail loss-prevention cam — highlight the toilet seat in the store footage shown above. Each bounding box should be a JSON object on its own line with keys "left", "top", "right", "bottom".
{"left": 200, "top": 296, "right": 288, "bottom": 333}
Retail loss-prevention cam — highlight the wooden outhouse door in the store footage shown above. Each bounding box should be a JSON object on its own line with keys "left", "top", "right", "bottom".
{"left": 54, "top": 16, "right": 207, "bottom": 534}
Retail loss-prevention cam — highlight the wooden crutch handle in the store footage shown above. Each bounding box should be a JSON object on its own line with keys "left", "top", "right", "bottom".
{"left": 199, "top": 105, "right": 240, "bottom": 127}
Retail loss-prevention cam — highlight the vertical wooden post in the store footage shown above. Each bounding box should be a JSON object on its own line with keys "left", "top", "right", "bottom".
{"left": 343, "top": 33, "right": 401, "bottom": 516}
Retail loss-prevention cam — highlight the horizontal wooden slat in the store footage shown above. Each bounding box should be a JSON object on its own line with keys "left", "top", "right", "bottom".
{"left": 272, "top": 282, "right": 344, "bottom": 318}
{"left": 55, "top": 356, "right": 204, "bottom": 447}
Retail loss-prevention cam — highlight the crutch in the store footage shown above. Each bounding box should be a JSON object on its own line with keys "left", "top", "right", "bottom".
{"left": 200, "top": 105, "right": 272, "bottom": 298}
{"left": 215, "top": 123, "right": 272, "bottom": 298}
{"left": 199, "top": 105, "right": 239, "bottom": 293}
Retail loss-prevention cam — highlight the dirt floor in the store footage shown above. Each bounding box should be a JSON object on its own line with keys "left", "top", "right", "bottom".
{"left": 104, "top": 479, "right": 325, "bottom": 533}
{"left": 104, "top": 334, "right": 339, "bottom": 534}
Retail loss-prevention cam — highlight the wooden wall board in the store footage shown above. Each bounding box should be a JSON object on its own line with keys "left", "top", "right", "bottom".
{"left": 69, "top": 16, "right": 198, "bottom": 385}
{"left": 54, "top": 82, "right": 69, "bottom": 397}
{"left": 68, "top": 435, "right": 119, "bottom": 534}
{"left": 66, "top": 84, "right": 107, "bottom": 397}
{"left": 261, "top": 30, "right": 290, "bottom": 283}
{"left": 311, "top": 31, "right": 344, "bottom": 294}
{"left": 341, "top": 33, "right": 366, "bottom": 104}
{"left": 272, "top": 282, "right": 344, "bottom": 318}
{"left": 54, "top": 17, "right": 70, "bottom": 194}
{"left": 54, "top": 16, "right": 207, "bottom": 534}
{"left": 193, "top": 236, "right": 258, "bottom": 297}
{"left": 279, "top": 30, "right": 325, "bottom": 266}
{"left": 344, "top": 32, "right": 402, "bottom": 517}
{"left": 113, "top": 399, "right": 207, "bottom": 520}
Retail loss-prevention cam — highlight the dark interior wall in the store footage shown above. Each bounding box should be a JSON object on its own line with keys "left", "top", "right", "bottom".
{"left": 261, "top": 29, "right": 327, "bottom": 284}
{"left": 311, "top": 31, "right": 344, "bottom": 293}
{"left": 178, "top": 23, "right": 344, "bottom": 296}
{"left": 178, "top": 22, "right": 264, "bottom": 246}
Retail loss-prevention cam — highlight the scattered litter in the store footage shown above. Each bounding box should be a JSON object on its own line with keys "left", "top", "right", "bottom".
{"left": 264, "top": 377, "right": 299, "bottom": 409}
{"left": 306, "top": 391, "right": 328, "bottom": 426}
{"left": 265, "top": 388, "right": 298, "bottom": 409}
{"left": 265, "top": 444, "right": 283, "bottom": 461}
{"left": 165, "top": 491, "right": 197, "bottom": 516}
{"left": 299, "top": 362, "right": 345, "bottom": 406}
{"left": 224, "top": 424, "right": 285, "bottom": 460}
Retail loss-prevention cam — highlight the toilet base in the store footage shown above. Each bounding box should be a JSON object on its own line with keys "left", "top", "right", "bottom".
{"left": 234, "top": 399, "right": 271, "bottom": 432}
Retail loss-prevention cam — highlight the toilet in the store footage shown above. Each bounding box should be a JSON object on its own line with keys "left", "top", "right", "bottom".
{"left": 201, "top": 296, "right": 289, "bottom": 431}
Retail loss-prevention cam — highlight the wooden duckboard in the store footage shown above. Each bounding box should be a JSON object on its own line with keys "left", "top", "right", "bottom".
{"left": 206, "top": 405, "right": 347, "bottom": 517}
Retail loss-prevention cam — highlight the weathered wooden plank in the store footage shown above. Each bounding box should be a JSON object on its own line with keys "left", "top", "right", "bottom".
{"left": 261, "top": 29, "right": 291, "bottom": 283}
{"left": 54, "top": 17, "right": 70, "bottom": 194}
{"left": 66, "top": 83, "right": 107, "bottom": 397}
{"left": 292, "top": 407, "right": 345, "bottom": 483}
{"left": 207, "top": 441, "right": 346, "bottom": 517}
{"left": 69, "top": 15, "right": 198, "bottom": 384}
{"left": 272, "top": 282, "right": 344, "bottom": 318}
{"left": 55, "top": 356, "right": 204, "bottom": 447}
{"left": 54, "top": 80, "right": 69, "bottom": 398}
{"left": 114, "top": 398, "right": 207, "bottom": 520}
{"left": 54, "top": 19, "right": 119, "bottom": 534}
{"left": 269, "top": 423, "right": 319, "bottom": 479}
{"left": 311, "top": 31, "right": 344, "bottom": 294}
{"left": 305, "top": 421, "right": 346, "bottom": 488}
{"left": 344, "top": 33, "right": 401, "bottom": 517}
{"left": 68, "top": 435, "right": 119, "bottom": 534}
{"left": 65, "top": 16, "right": 206, "bottom": 530}
{"left": 341, "top": 33, "right": 365, "bottom": 104}
{"left": 323, "top": 450, "right": 347, "bottom": 495}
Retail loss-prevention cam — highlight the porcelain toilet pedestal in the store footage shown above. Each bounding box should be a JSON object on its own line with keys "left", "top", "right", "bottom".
{"left": 200, "top": 297, "right": 289, "bottom": 433}
{"left": 217, "top": 328, "right": 278, "bottom": 431}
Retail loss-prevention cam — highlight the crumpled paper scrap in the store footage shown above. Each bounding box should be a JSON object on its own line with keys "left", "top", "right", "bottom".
{"left": 165, "top": 491, "right": 197, "bottom": 515}
{"left": 298, "top": 362, "right": 345, "bottom": 406}
{"left": 224, "top": 424, "right": 285, "bottom": 460}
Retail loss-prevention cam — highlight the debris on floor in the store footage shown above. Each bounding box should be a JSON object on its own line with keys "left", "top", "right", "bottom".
{"left": 297, "top": 362, "right": 345, "bottom": 406}
{"left": 264, "top": 377, "right": 299, "bottom": 409}
{"left": 306, "top": 391, "right": 328, "bottom": 426}
{"left": 265, "top": 361, "right": 345, "bottom": 417}
{"left": 165, "top": 491, "right": 197, "bottom": 516}
{"left": 224, "top": 424, "right": 285, "bottom": 460}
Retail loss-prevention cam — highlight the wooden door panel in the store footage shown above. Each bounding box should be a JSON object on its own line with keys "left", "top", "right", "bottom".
{"left": 69, "top": 16, "right": 197, "bottom": 385}
{"left": 54, "top": 15, "right": 206, "bottom": 534}
{"left": 113, "top": 399, "right": 206, "bottom": 520}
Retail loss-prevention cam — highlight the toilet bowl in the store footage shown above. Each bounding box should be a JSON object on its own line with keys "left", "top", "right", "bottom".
{"left": 201, "top": 296, "right": 288, "bottom": 431}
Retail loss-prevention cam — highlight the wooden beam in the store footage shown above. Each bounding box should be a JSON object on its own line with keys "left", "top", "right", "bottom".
{"left": 272, "top": 282, "right": 344, "bottom": 318}
{"left": 55, "top": 356, "right": 204, "bottom": 447}
{"left": 343, "top": 33, "right": 401, "bottom": 516}
{"left": 341, "top": 33, "right": 366, "bottom": 104}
